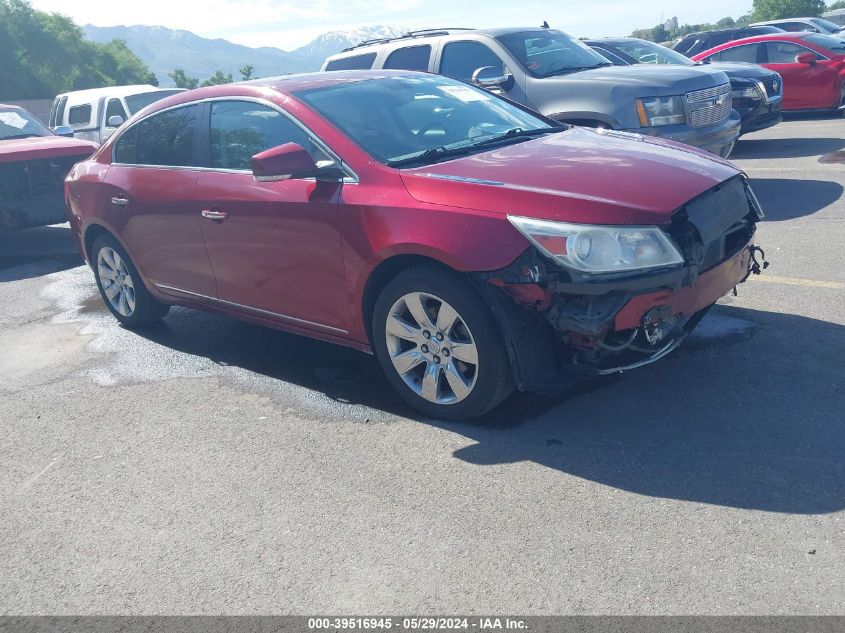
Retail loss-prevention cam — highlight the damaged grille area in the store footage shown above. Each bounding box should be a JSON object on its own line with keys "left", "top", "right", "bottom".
{"left": 0, "top": 156, "right": 80, "bottom": 229}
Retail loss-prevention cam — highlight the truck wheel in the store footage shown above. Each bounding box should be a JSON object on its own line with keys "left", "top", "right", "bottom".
{"left": 91, "top": 233, "right": 169, "bottom": 327}
{"left": 372, "top": 264, "right": 512, "bottom": 421}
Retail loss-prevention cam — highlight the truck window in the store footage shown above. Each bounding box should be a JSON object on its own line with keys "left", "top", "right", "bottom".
{"left": 325, "top": 53, "right": 377, "bottom": 71}
{"left": 68, "top": 104, "right": 92, "bottom": 127}
{"left": 440, "top": 41, "right": 505, "bottom": 81}
{"left": 105, "top": 99, "right": 129, "bottom": 127}
{"left": 384, "top": 45, "right": 432, "bottom": 71}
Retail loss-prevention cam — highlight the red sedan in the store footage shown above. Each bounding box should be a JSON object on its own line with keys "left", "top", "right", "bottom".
{"left": 66, "top": 71, "right": 765, "bottom": 420}
{"left": 692, "top": 33, "right": 845, "bottom": 111}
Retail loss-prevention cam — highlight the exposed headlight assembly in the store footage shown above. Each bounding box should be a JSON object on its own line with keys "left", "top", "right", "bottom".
{"left": 732, "top": 84, "right": 761, "bottom": 99}
{"left": 635, "top": 95, "right": 686, "bottom": 127}
{"left": 508, "top": 216, "right": 684, "bottom": 275}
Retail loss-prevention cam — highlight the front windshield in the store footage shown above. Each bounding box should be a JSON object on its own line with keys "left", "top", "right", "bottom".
{"left": 496, "top": 29, "right": 611, "bottom": 77}
{"left": 125, "top": 89, "right": 184, "bottom": 114}
{"left": 803, "top": 33, "right": 845, "bottom": 52}
{"left": 810, "top": 18, "right": 843, "bottom": 32}
{"left": 608, "top": 40, "right": 695, "bottom": 66}
{"left": 0, "top": 107, "right": 52, "bottom": 140}
{"left": 296, "top": 75, "right": 552, "bottom": 165}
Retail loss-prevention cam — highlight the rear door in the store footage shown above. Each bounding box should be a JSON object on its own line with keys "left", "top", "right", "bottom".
{"left": 104, "top": 103, "right": 216, "bottom": 298}
{"left": 194, "top": 99, "right": 351, "bottom": 334}
{"left": 762, "top": 41, "right": 836, "bottom": 108}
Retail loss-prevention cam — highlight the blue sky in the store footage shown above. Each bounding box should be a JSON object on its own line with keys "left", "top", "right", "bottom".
{"left": 30, "top": 0, "right": 755, "bottom": 50}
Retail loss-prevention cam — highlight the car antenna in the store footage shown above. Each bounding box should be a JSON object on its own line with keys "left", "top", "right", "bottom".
{"left": 542, "top": 20, "right": 549, "bottom": 28}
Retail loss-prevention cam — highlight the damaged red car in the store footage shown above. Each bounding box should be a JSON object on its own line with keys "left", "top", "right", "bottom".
{"left": 65, "top": 71, "right": 766, "bottom": 420}
{"left": 1, "top": 104, "right": 97, "bottom": 230}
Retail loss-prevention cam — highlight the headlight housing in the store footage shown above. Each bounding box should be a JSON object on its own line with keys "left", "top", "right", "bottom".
{"left": 508, "top": 216, "right": 684, "bottom": 275}
{"left": 732, "top": 84, "right": 761, "bottom": 99}
{"left": 636, "top": 96, "right": 686, "bottom": 127}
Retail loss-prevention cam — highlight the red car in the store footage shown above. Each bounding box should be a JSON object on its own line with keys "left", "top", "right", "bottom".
{"left": 66, "top": 71, "right": 766, "bottom": 420}
{"left": 1, "top": 104, "right": 97, "bottom": 229}
{"left": 692, "top": 33, "right": 845, "bottom": 112}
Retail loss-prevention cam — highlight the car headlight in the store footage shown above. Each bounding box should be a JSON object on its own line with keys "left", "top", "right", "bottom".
{"left": 732, "top": 84, "right": 761, "bottom": 99}
{"left": 508, "top": 216, "right": 684, "bottom": 274}
{"left": 635, "top": 96, "right": 686, "bottom": 127}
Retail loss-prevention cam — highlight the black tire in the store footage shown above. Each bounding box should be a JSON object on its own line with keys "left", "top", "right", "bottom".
{"left": 372, "top": 264, "right": 512, "bottom": 421}
{"left": 91, "top": 233, "right": 169, "bottom": 328}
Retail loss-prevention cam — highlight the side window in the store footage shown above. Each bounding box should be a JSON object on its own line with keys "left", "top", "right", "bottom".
{"left": 384, "top": 45, "right": 432, "bottom": 71}
{"left": 68, "top": 104, "right": 92, "bottom": 127}
{"left": 440, "top": 41, "right": 505, "bottom": 82}
{"left": 711, "top": 43, "right": 759, "bottom": 63}
{"left": 114, "top": 125, "right": 139, "bottom": 164}
{"left": 209, "top": 101, "right": 328, "bottom": 171}
{"left": 135, "top": 104, "right": 199, "bottom": 167}
{"left": 325, "top": 53, "right": 377, "bottom": 71}
{"left": 782, "top": 22, "right": 815, "bottom": 32}
{"left": 55, "top": 97, "right": 68, "bottom": 127}
{"left": 105, "top": 99, "right": 129, "bottom": 127}
{"left": 709, "top": 32, "right": 733, "bottom": 46}
{"left": 766, "top": 41, "right": 818, "bottom": 63}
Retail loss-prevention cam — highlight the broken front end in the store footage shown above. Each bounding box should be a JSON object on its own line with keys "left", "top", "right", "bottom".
{"left": 0, "top": 156, "right": 83, "bottom": 230}
{"left": 476, "top": 175, "right": 768, "bottom": 389}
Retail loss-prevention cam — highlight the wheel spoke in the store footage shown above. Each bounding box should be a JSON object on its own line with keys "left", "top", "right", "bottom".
{"left": 118, "top": 291, "right": 129, "bottom": 316}
{"left": 449, "top": 342, "right": 478, "bottom": 366}
{"left": 98, "top": 265, "right": 117, "bottom": 281}
{"left": 104, "top": 282, "right": 120, "bottom": 301}
{"left": 404, "top": 293, "right": 434, "bottom": 330}
{"left": 420, "top": 362, "right": 441, "bottom": 402}
{"left": 444, "top": 361, "right": 472, "bottom": 400}
{"left": 101, "top": 249, "right": 117, "bottom": 270}
{"left": 435, "top": 301, "right": 459, "bottom": 334}
{"left": 391, "top": 349, "right": 425, "bottom": 375}
{"left": 124, "top": 286, "right": 136, "bottom": 313}
{"left": 386, "top": 315, "right": 420, "bottom": 342}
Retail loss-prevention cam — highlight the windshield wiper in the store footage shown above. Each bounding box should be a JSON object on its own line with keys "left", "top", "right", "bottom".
{"left": 542, "top": 62, "right": 612, "bottom": 77}
{"left": 386, "top": 128, "right": 563, "bottom": 168}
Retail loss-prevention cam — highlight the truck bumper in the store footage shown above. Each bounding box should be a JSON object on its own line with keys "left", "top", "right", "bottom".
{"left": 623, "top": 110, "right": 742, "bottom": 158}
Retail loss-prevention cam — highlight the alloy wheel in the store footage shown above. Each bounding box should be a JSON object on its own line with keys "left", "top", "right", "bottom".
{"left": 384, "top": 292, "right": 479, "bottom": 405}
{"left": 97, "top": 246, "right": 136, "bottom": 317}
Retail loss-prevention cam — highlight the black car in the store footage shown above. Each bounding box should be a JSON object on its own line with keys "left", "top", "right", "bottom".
{"left": 671, "top": 26, "right": 785, "bottom": 57}
{"left": 586, "top": 38, "right": 783, "bottom": 135}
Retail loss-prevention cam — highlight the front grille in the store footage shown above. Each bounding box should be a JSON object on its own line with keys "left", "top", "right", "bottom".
{"left": 685, "top": 83, "right": 732, "bottom": 128}
{"left": 758, "top": 75, "right": 782, "bottom": 99}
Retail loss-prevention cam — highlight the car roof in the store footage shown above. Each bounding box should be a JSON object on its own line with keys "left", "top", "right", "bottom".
{"left": 54, "top": 85, "right": 171, "bottom": 100}
{"left": 751, "top": 18, "right": 815, "bottom": 25}
{"left": 587, "top": 37, "right": 650, "bottom": 43}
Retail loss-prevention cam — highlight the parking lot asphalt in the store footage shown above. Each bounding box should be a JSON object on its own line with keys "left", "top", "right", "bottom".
{"left": 0, "top": 115, "right": 843, "bottom": 615}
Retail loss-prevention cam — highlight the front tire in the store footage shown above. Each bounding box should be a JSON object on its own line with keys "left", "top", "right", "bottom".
{"left": 91, "top": 233, "right": 169, "bottom": 328}
{"left": 372, "top": 264, "right": 512, "bottom": 421}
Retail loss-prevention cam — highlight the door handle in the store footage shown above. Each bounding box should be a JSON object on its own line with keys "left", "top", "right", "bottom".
{"left": 201, "top": 209, "right": 229, "bottom": 222}
{"left": 111, "top": 196, "right": 130, "bottom": 207}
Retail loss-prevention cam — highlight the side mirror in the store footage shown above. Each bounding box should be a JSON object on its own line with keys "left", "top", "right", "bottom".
{"left": 795, "top": 52, "right": 817, "bottom": 64}
{"left": 471, "top": 66, "right": 515, "bottom": 91}
{"left": 53, "top": 126, "right": 74, "bottom": 138}
{"left": 107, "top": 115, "right": 125, "bottom": 128}
{"left": 251, "top": 143, "right": 344, "bottom": 182}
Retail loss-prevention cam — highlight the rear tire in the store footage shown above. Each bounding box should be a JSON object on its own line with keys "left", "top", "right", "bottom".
{"left": 372, "top": 264, "right": 512, "bottom": 421}
{"left": 91, "top": 233, "right": 169, "bottom": 328}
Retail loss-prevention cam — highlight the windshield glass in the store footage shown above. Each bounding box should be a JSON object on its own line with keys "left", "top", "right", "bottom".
{"left": 607, "top": 40, "right": 694, "bottom": 66}
{"left": 803, "top": 33, "right": 845, "bottom": 52}
{"left": 0, "top": 107, "right": 52, "bottom": 140}
{"left": 296, "top": 75, "right": 552, "bottom": 165}
{"left": 496, "top": 29, "right": 611, "bottom": 77}
{"left": 810, "top": 18, "right": 843, "bottom": 32}
{"left": 125, "top": 89, "right": 184, "bottom": 115}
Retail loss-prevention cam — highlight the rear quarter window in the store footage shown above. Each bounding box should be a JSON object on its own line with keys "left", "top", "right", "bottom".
{"left": 68, "top": 104, "right": 92, "bottom": 127}
{"left": 325, "top": 53, "right": 377, "bottom": 71}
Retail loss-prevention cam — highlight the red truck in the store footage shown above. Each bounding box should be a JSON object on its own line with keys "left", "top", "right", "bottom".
{"left": 1, "top": 104, "right": 97, "bottom": 230}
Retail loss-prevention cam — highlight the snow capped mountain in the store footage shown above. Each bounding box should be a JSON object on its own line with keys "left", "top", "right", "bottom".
{"left": 292, "top": 25, "right": 406, "bottom": 61}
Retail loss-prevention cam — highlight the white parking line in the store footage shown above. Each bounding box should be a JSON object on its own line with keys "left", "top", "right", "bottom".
{"left": 751, "top": 275, "right": 844, "bottom": 289}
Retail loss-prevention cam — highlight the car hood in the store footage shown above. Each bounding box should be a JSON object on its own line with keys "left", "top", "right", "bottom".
{"left": 546, "top": 63, "right": 731, "bottom": 96}
{"left": 698, "top": 61, "right": 780, "bottom": 80}
{"left": 400, "top": 127, "right": 741, "bottom": 225}
{"left": 0, "top": 135, "right": 98, "bottom": 164}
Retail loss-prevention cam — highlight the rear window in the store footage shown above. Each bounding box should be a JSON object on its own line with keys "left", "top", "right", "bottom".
{"left": 68, "top": 104, "right": 92, "bottom": 127}
{"left": 384, "top": 45, "right": 432, "bottom": 71}
{"left": 325, "top": 53, "right": 377, "bottom": 71}
{"left": 124, "top": 90, "right": 184, "bottom": 115}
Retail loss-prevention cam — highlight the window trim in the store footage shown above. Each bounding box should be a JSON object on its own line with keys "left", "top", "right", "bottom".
{"left": 110, "top": 96, "right": 358, "bottom": 183}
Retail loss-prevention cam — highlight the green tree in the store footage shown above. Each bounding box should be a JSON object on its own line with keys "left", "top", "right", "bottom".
{"left": 200, "top": 70, "right": 233, "bottom": 87}
{"left": 0, "top": 0, "right": 157, "bottom": 99}
{"left": 716, "top": 16, "right": 736, "bottom": 27}
{"left": 828, "top": 0, "right": 845, "bottom": 8}
{"left": 751, "top": 0, "right": 826, "bottom": 20}
{"left": 239, "top": 64, "right": 255, "bottom": 81}
{"left": 169, "top": 68, "right": 199, "bottom": 89}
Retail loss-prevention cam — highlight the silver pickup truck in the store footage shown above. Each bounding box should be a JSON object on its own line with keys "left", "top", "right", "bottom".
{"left": 323, "top": 27, "right": 741, "bottom": 157}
